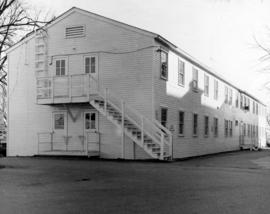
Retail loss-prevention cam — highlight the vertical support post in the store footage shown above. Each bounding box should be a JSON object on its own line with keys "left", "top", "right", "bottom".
{"left": 68, "top": 75, "right": 71, "bottom": 101}
{"left": 50, "top": 132, "right": 53, "bottom": 151}
{"left": 121, "top": 100, "right": 125, "bottom": 159}
{"left": 104, "top": 88, "right": 108, "bottom": 115}
{"left": 169, "top": 133, "right": 173, "bottom": 160}
{"left": 141, "top": 116, "right": 144, "bottom": 145}
{"left": 160, "top": 133, "right": 164, "bottom": 160}
{"left": 52, "top": 77, "right": 54, "bottom": 102}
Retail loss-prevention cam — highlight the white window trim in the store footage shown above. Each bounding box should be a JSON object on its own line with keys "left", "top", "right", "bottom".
{"left": 83, "top": 55, "right": 98, "bottom": 74}
{"left": 54, "top": 56, "right": 68, "bottom": 76}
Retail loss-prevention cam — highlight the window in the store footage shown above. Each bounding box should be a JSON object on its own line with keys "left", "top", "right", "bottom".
{"left": 193, "top": 113, "right": 198, "bottom": 136}
{"left": 229, "top": 121, "right": 233, "bottom": 137}
{"left": 65, "top": 25, "right": 85, "bottom": 38}
{"left": 85, "top": 112, "right": 97, "bottom": 130}
{"left": 247, "top": 124, "right": 250, "bottom": 137}
{"left": 243, "top": 123, "right": 246, "bottom": 136}
{"left": 178, "top": 111, "right": 185, "bottom": 136}
{"left": 160, "top": 51, "right": 168, "bottom": 80}
{"left": 204, "top": 74, "right": 209, "bottom": 97}
{"left": 235, "top": 92, "right": 239, "bottom": 107}
{"left": 255, "top": 103, "right": 258, "bottom": 115}
{"left": 56, "top": 59, "right": 66, "bottom": 76}
{"left": 240, "top": 94, "right": 243, "bottom": 109}
{"left": 229, "top": 88, "right": 232, "bottom": 105}
{"left": 178, "top": 59, "right": 185, "bottom": 86}
{"left": 224, "top": 86, "right": 228, "bottom": 104}
{"left": 204, "top": 116, "right": 209, "bottom": 137}
{"left": 85, "top": 56, "right": 96, "bottom": 74}
{"left": 214, "top": 117, "right": 218, "bottom": 137}
{"left": 214, "top": 79, "right": 218, "bottom": 100}
{"left": 224, "top": 119, "right": 228, "bottom": 137}
{"left": 160, "top": 107, "right": 168, "bottom": 127}
{"left": 252, "top": 101, "right": 255, "bottom": 114}
{"left": 54, "top": 113, "right": 65, "bottom": 129}
{"left": 192, "top": 67, "right": 198, "bottom": 91}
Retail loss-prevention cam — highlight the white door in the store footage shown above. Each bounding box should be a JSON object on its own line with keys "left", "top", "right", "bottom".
{"left": 52, "top": 112, "right": 67, "bottom": 151}
{"left": 84, "top": 111, "right": 99, "bottom": 154}
{"left": 84, "top": 56, "right": 98, "bottom": 94}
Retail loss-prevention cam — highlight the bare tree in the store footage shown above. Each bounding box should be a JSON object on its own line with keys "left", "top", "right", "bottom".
{"left": 0, "top": 0, "right": 54, "bottom": 123}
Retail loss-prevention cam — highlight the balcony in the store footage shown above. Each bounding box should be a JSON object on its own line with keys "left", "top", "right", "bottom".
{"left": 36, "top": 74, "right": 98, "bottom": 104}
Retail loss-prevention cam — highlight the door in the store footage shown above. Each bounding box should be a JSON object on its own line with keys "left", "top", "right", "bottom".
{"left": 52, "top": 112, "right": 67, "bottom": 151}
{"left": 84, "top": 55, "right": 98, "bottom": 94}
{"left": 84, "top": 111, "right": 99, "bottom": 154}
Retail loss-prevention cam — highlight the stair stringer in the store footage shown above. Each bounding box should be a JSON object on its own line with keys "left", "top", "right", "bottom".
{"left": 90, "top": 100, "right": 163, "bottom": 159}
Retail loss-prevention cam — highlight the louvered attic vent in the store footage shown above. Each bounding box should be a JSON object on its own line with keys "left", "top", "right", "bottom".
{"left": 65, "top": 25, "right": 85, "bottom": 38}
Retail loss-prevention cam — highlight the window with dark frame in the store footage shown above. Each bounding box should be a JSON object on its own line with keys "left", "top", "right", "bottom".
{"left": 160, "top": 51, "right": 168, "bottom": 80}
{"left": 193, "top": 113, "right": 198, "bottom": 136}
{"left": 178, "top": 111, "right": 184, "bottom": 136}
{"left": 229, "top": 120, "right": 233, "bottom": 137}
{"left": 178, "top": 59, "right": 185, "bottom": 86}
{"left": 160, "top": 107, "right": 168, "bottom": 128}
{"left": 204, "top": 116, "right": 209, "bottom": 136}
{"left": 214, "top": 117, "right": 218, "bottom": 137}
{"left": 224, "top": 119, "right": 228, "bottom": 137}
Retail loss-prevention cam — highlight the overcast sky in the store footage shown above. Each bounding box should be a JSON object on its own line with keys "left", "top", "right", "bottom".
{"left": 26, "top": 0, "right": 270, "bottom": 104}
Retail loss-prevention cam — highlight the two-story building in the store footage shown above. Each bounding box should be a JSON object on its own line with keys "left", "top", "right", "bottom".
{"left": 6, "top": 7, "right": 267, "bottom": 160}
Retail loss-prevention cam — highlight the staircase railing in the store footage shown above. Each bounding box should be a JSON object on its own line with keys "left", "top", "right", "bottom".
{"left": 88, "top": 74, "right": 173, "bottom": 159}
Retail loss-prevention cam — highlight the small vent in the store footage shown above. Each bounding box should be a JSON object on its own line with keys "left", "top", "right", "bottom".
{"left": 65, "top": 25, "right": 85, "bottom": 38}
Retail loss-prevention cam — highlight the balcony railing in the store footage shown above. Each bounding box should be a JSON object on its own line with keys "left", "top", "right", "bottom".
{"left": 36, "top": 74, "right": 98, "bottom": 104}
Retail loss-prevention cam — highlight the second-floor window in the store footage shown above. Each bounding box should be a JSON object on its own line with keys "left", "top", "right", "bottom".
{"left": 178, "top": 59, "right": 185, "bottom": 86}
{"left": 204, "top": 74, "right": 209, "bottom": 97}
{"left": 85, "top": 56, "right": 96, "bottom": 74}
{"left": 192, "top": 67, "right": 198, "bottom": 91}
{"left": 56, "top": 59, "right": 66, "bottom": 76}
{"left": 229, "top": 88, "right": 232, "bottom": 105}
{"left": 224, "top": 86, "right": 228, "bottom": 104}
{"left": 160, "top": 51, "right": 168, "bottom": 80}
{"left": 214, "top": 79, "right": 218, "bottom": 100}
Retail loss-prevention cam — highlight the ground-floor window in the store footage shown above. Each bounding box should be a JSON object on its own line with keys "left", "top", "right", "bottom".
{"left": 214, "top": 117, "right": 218, "bottom": 137}
{"left": 229, "top": 120, "right": 233, "bottom": 137}
{"left": 224, "top": 120, "right": 228, "bottom": 137}
{"left": 193, "top": 113, "right": 198, "bottom": 137}
{"left": 204, "top": 116, "right": 209, "bottom": 137}
{"left": 178, "top": 111, "right": 184, "bottom": 136}
{"left": 54, "top": 113, "right": 65, "bottom": 130}
{"left": 160, "top": 107, "right": 168, "bottom": 128}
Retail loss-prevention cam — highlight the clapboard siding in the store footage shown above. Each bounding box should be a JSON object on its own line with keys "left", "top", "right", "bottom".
{"left": 153, "top": 43, "right": 266, "bottom": 158}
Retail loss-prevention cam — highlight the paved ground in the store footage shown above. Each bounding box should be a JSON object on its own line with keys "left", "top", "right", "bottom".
{"left": 1, "top": 151, "right": 270, "bottom": 214}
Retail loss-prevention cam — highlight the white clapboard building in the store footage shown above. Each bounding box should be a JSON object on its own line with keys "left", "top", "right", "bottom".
{"left": 6, "top": 7, "right": 267, "bottom": 160}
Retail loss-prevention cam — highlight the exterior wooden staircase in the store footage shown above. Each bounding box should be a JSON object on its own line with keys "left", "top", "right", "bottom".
{"left": 89, "top": 76, "right": 173, "bottom": 160}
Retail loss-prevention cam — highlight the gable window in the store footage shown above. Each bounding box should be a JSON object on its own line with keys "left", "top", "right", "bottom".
{"left": 178, "top": 59, "right": 185, "bottom": 86}
{"left": 160, "top": 51, "right": 168, "bottom": 80}
{"left": 178, "top": 111, "right": 185, "bottom": 136}
{"left": 192, "top": 67, "right": 198, "bottom": 91}
{"left": 214, "top": 79, "right": 218, "bottom": 100}
{"left": 193, "top": 113, "right": 198, "bottom": 136}
{"left": 85, "top": 56, "right": 96, "bottom": 74}
{"left": 65, "top": 25, "right": 85, "bottom": 38}
{"left": 204, "top": 116, "right": 209, "bottom": 137}
{"left": 204, "top": 74, "right": 209, "bottom": 97}
{"left": 54, "top": 113, "right": 65, "bottom": 129}
{"left": 160, "top": 107, "right": 168, "bottom": 127}
{"left": 214, "top": 117, "right": 218, "bottom": 137}
{"left": 56, "top": 59, "right": 66, "bottom": 76}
